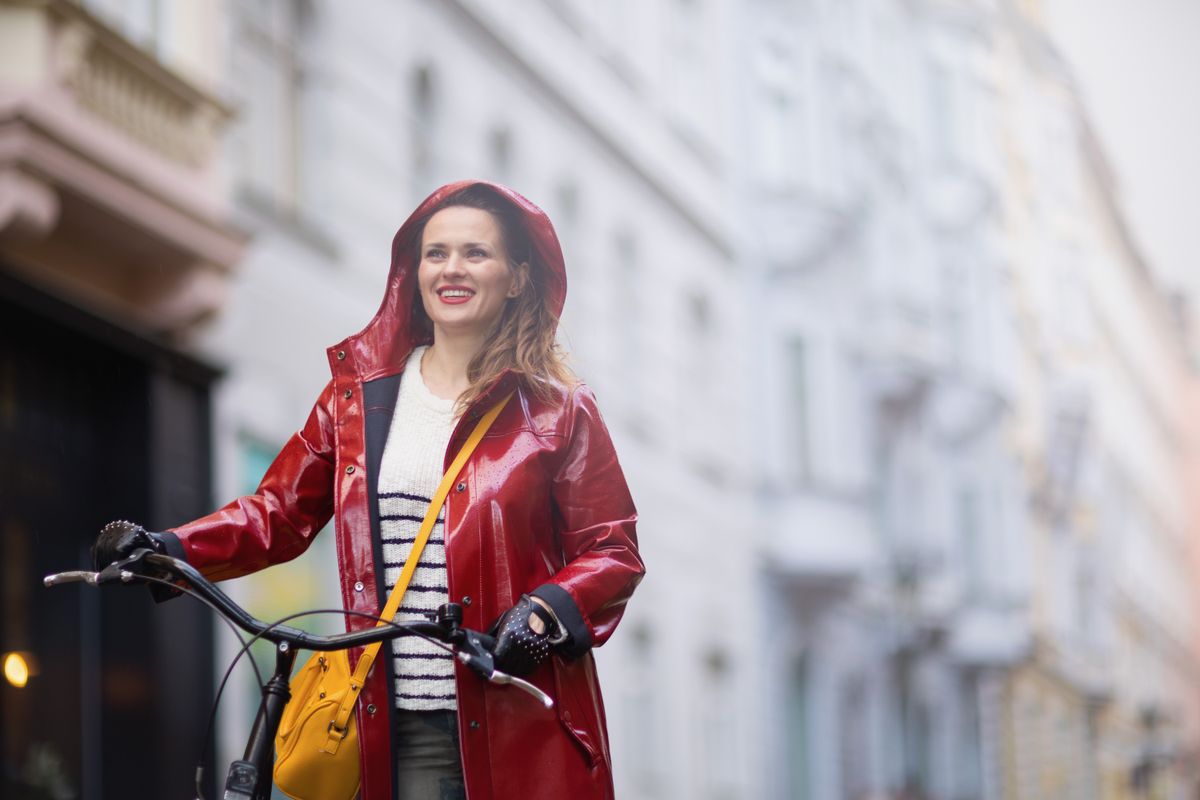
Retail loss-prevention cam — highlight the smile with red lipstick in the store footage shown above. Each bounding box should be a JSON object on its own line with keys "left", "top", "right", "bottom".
{"left": 437, "top": 285, "right": 476, "bottom": 305}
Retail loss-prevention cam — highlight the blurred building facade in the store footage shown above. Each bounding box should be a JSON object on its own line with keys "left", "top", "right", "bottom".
{"left": 2, "top": 1, "right": 1197, "bottom": 799}
{"left": 742, "top": 1, "right": 1200, "bottom": 799}
{"left": 0, "top": 0, "right": 240, "bottom": 796}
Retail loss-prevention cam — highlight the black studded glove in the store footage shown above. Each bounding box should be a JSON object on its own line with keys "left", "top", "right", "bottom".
{"left": 489, "top": 595, "right": 561, "bottom": 677}
{"left": 92, "top": 520, "right": 168, "bottom": 571}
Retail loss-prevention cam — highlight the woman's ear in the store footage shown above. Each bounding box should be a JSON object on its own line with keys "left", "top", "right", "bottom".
{"left": 508, "top": 262, "right": 530, "bottom": 298}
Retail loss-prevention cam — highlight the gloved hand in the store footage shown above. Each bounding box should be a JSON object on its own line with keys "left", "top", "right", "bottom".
{"left": 489, "top": 594, "right": 561, "bottom": 677}
{"left": 92, "top": 520, "right": 169, "bottom": 571}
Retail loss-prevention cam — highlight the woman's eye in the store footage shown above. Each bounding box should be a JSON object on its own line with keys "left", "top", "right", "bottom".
{"left": 468, "top": 248, "right": 488, "bottom": 258}
{"left": 425, "top": 249, "right": 445, "bottom": 258}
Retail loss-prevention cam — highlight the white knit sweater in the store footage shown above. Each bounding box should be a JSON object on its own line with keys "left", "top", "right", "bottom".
{"left": 376, "top": 346, "right": 458, "bottom": 711}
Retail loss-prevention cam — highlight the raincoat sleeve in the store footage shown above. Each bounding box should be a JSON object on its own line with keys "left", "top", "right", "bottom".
{"left": 161, "top": 380, "right": 337, "bottom": 582}
{"left": 531, "top": 384, "right": 644, "bottom": 657}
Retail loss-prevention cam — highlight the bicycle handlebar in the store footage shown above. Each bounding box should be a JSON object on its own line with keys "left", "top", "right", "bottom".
{"left": 44, "top": 550, "right": 553, "bottom": 709}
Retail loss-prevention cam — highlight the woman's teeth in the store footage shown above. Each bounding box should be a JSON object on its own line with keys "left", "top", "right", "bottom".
{"left": 440, "top": 289, "right": 473, "bottom": 298}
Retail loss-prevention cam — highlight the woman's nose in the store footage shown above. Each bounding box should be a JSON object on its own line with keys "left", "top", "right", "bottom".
{"left": 443, "top": 253, "right": 467, "bottom": 275}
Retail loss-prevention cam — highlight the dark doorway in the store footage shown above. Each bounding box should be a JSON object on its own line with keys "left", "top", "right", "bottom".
{"left": 0, "top": 274, "right": 218, "bottom": 799}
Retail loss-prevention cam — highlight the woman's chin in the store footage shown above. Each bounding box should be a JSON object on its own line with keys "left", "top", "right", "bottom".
{"left": 431, "top": 317, "right": 500, "bottom": 341}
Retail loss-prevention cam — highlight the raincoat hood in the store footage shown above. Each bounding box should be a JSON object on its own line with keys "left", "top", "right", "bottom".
{"left": 330, "top": 180, "right": 568, "bottom": 382}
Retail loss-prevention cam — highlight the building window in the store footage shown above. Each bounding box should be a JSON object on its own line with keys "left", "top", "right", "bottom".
{"left": 954, "top": 673, "right": 984, "bottom": 798}
{"left": 785, "top": 337, "right": 810, "bottom": 483}
{"left": 957, "top": 486, "right": 984, "bottom": 601}
{"left": 754, "top": 38, "right": 804, "bottom": 187}
{"left": 786, "top": 657, "right": 811, "bottom": 800}
{"left": 410, "top": 64, "right": 439, "bottom": 200}
{"left": 552, "top": 179, "right": 582, "bottom": 254}
{"left": 941, "top": 260, "right": 970, "bottom": 370}
{"left": 487, "top": 126, "right": 513, "bottom": 183}
{"left": 698, "top": 649, "right": 737, "bottom": 799}
{"left": 814, "top": 60, "right": 848, "bottom": 196}
{"left": 596, "top": 0, "right": 640, "bottom": 83}
{"left": 231, "top": 0, "right": 311, "bottom": 216}
{"left": 840, "top": 676, "right": 870, "bottom": 800}
{"left": 663, "top": 0, "right": 709, "bottom": 134}
{"left": 926, "top": 60, "right": 956, "bottom": 162}
{"left": 683, "top": 291, "right": 713, "bottom": 439}
{"left": 551, "top": 180, "right": 586, "bottom": 348}
{"left": 903, "top": 699, "right": 933, "bottom": 794}
{"left": 688, "top": 291, "right": 712, "bottom": 333}
{"left": 623, "top": 626, "right": 661, "bottom": 791}
{"left": 1075, "top": 552, "right": 1096, "bottom": 640}
{"left": 613, "top": 229, "right": 647, "bottom": 438}
{"left": 554, "top": 180, "right": 580, "bottom": 227}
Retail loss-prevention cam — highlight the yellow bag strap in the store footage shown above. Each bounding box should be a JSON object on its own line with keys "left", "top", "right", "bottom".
{"left": 324, "top": 392, "right": 513, "bottom": 747}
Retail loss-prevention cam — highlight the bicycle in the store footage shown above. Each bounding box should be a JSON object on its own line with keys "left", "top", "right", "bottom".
{"left": 44, "top": 548, "right": 552, "bottom": 800}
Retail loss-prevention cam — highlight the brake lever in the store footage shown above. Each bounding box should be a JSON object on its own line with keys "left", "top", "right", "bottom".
{"left": 453, "top": 630, "right": 554, "bottom": 709}
{"left": 486, "top": 669, "right": 554, "bottom": 709}
{"left": 43, "top": 549, "right": 157, "bottom": 588}
{"left": 43, "top": 570, "right": 99, "bottom": 587}
{"left": 98, "top": 548, "right": 160, "bottom": 584}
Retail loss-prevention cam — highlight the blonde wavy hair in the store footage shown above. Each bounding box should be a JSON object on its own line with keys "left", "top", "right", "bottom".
{"left": 410, "top": 185, "right": 576, "bottom": 413}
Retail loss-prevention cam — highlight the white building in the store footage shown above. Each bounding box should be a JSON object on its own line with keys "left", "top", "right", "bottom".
{"left": 742, "top": 1, "right": 1199, "bottom": 799}
{"left": 50, "top": 1, "right": 1198, "bottom": 798}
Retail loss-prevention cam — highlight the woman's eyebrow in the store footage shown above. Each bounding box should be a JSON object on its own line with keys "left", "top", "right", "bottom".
{"left": 423, "top": 241, "right": 491, "bottom": 248}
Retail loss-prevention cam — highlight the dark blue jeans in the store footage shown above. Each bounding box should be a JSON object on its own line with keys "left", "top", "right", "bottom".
{"left": 393, "top": 710, "right": 466, "bottom": 800}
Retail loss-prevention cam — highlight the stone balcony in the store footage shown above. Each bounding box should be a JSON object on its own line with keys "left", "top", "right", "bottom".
{"left": 858, "top": 297, "right": 949, "bottom": 409}
{"left": 0, "top": 0, "right": 245, "bottom": 335}
{"left": 760, "top": 486, "right": 876, "bottom": 612}
{"left": 944, "top": 600, "right": 1031, "bottom": 667}
{"left": 751, "top": 182, "right": 867, "bottom": 276}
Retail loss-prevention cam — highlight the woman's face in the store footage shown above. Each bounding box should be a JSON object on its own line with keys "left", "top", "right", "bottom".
{"left": 417, "top": 206, "right": 523, "bottom": 342}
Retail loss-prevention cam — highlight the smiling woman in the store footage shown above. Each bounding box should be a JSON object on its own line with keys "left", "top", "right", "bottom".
{"left": 91, "top": 180, "right": 644, "bottom": 800}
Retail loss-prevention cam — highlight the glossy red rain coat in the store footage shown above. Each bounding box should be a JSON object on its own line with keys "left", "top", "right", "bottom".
{"left": 168, "top": 180, "right": 644, "bottom": 799}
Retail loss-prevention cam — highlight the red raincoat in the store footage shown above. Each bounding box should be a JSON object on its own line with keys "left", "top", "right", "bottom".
{"left": 167, "top": 181, "right": 644, "bottom": 799}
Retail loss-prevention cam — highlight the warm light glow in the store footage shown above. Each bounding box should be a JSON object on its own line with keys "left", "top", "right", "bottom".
{"left": 3, "top": 652, "right": 29, "bottom": 688}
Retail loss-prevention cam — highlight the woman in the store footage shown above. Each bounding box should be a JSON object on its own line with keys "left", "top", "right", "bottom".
{"left": 93, "top": 180, "right": 644, "bottom": 799}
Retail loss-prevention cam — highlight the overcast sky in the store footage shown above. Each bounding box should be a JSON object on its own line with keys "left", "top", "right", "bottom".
{"left": 1043, "top": 0, "right": 1200, "bottom": 300}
